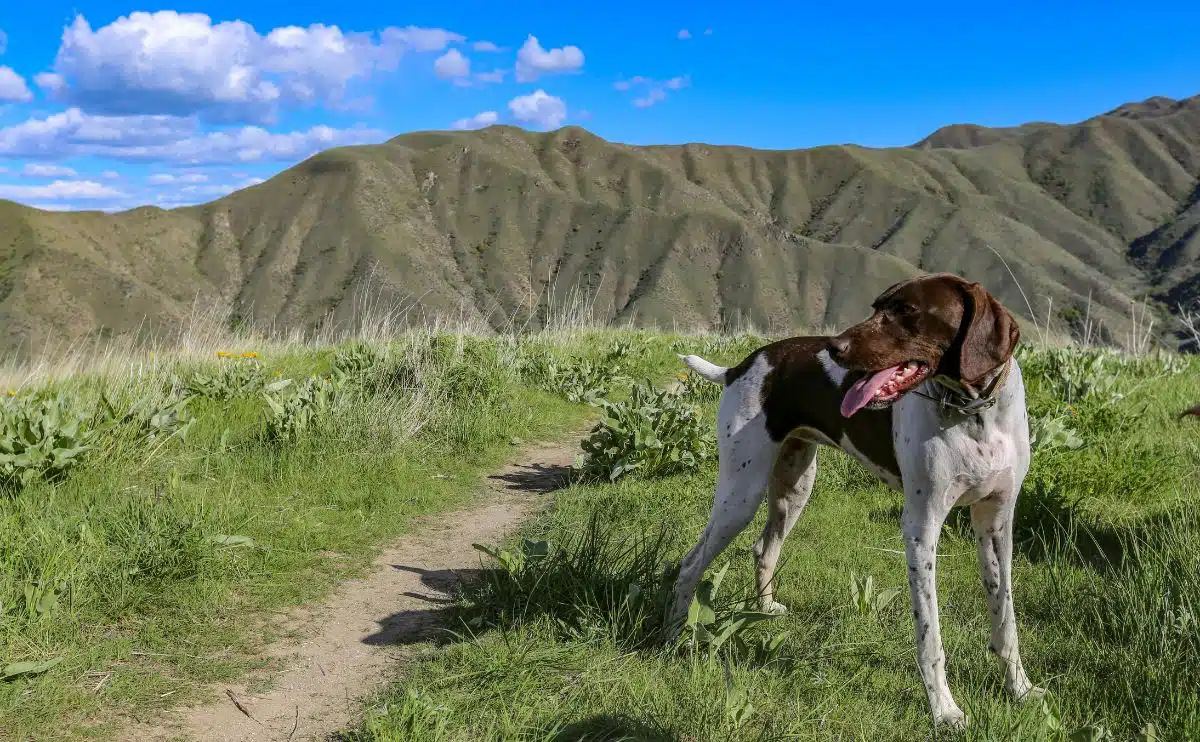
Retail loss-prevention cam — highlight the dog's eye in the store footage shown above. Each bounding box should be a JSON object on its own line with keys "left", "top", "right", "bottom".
{"left": 892, "top": 303, "right": 917, "bottom": 317}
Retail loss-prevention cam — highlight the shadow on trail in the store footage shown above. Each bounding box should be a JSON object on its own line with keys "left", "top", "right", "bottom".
{"left": 489, "top": 462, "right": 575, "bottom": 494}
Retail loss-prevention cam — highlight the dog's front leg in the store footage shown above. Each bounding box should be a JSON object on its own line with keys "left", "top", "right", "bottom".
{"left": 901, "top": 479, "right": 966, "bottom": 729}
{"left": 971, "top": 493, "right": 1043, "bottom": 702}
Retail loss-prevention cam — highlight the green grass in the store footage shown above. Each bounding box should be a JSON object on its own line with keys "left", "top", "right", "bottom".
{"left": 3, "top": 327, "right": 1198, "bottom": 741}
{"left": 0, "top": 329, "right": 664, "bottom": 740}
{"left": 341, "top": 339, "right": 1200, "bottom": 741}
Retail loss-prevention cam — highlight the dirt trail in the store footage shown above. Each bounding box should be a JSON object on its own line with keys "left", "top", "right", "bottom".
{"left": 116, "top": 437, "right": 578, "bottom": 742}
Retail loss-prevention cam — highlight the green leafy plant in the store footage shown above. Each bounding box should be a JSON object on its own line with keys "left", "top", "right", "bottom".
{"left": 849, "top": 571, "right": 903, "bottom": 617}
{"left": 184, "top": 356, "right": 267, "bottom": 401}
{"left": 99, "top": 393, "right": 196, "bottom": 443}
{"left": 331, "top": 341, "right": 384, "bottom": 394}
{"left": 675, "top": 370, "right": 722, "bottom": 403}
{"left": 1, "top": 657, "right": 63, "bottom": 681}
{"left": 681, "top": 561, "right": 784, "bottom": 660}
{"left": 1030, "top": 410, "right": 1085, "bottom": 451}
{"left": 577, "top": 381, "right": 715, "bottom": 481}
{"left": 0, "top": 394, "right": 99, "bottom": 492}
{"left": 262, "top": 376, "right": 335, "bottom": 443}
{"left": 471, "top": 538, "right": 550, "bottom": 578}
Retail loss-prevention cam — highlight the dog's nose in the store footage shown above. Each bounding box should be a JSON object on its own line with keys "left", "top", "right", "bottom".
{"left": 827, "top": 336, "right": 850, "bottom": 359}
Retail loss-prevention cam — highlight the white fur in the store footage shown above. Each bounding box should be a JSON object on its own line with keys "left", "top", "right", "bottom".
{"left": 678, "top": 353, "right": 728, "bottom": 383}
{"left": 667, "top": 354, "right": 1043, "bottom": 729}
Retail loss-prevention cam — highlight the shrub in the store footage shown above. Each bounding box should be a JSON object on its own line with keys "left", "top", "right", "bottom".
{"left": 184, "top": 355, "right": 267, "bottom": 401}
{"left": 577, "top": 381, "right": 715, "bottom": 482}
{"left": 262, "top": 376, "right": 335, "bottom": 443}
{"left": 0, "top": 394, "right": 99, "bottom": 492}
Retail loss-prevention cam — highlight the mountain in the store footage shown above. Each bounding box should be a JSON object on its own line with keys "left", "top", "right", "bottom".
{"left": 2, "top": 94, "right": 1199, "bottom": 356}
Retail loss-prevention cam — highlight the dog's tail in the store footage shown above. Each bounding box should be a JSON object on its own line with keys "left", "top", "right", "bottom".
{"left": 677, "top": 354, "right": 728, "bottom": 385}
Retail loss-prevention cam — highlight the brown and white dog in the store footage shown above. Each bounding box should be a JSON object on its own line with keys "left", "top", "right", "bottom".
{"left": 667, "top": 272, "right": 1043, "bottom": 728}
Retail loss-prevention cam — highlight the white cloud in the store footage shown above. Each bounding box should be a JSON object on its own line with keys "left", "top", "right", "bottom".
{"left": 617, "top": 74, "right": 690, "bottom": 108}
{"left": 0, "top": 179, "right": 125, "bottom": 201}
{"left": 22, "top": 163, "right": 78, "bottom": 178}
{"left": 148, "top": 172, "right": 208, "bottom": 184}
{"left": 0, "top": 107, "right": 384, "bottom": 164}
{"left": 678, "top": 29, "right": 691, "bottom": 40}
{"left": 508, "top": 90, "right": 566, "bottom": 129}
{"left": 514, "top": 36, "right": 583, "bottom": 83}
{"left": 101, "top": 170, "right": 120, "bottom": 179}
{"left": 476, "top": 69, "right": 506, "bottom": 84}
{"left": 0, "top": 66, "right": 32, "bottom": 103}
{"left": 634, "top": 89, "right": 666, "bottom": 108}
{"left": 434, "top": 49, "right": 470, "bottom": 79}
{"left": 451, "top": 111, "right": 498, "bottom": 130}
{"left": 37, "top": 12, "right": 464, "bottom": 122}
{"left": 613, "top": 76, "right": 651, "bottom": 92}
{"left": 472, "top": 41, "right": 501, "bottom": 52}
{"left": 379, "top": 26, "right": 463, "bottom": 52}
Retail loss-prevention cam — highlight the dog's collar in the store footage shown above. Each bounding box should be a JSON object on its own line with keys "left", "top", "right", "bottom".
{"left": 914, "top": 358, "right": 1012, "bottom": 416}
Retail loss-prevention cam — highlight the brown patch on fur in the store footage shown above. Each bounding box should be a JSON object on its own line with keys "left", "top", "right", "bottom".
{"left": 720, "top": 274, "right": 1021, "bottom": 482}
{"left": 829, "top": 272, "right": 1020, "bottom": 396}
{"left": 726, "top": 337, "right": 901, "bottom": 480}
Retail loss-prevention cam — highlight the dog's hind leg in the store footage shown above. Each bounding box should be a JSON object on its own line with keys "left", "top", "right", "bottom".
{"left": 665, "top": 420, "right": 778, "bottom": 642}
{"left": 752, "top": 435, "right": 818, "bottom": 614}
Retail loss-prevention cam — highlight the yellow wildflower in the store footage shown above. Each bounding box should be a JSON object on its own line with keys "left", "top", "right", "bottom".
{"left": 6, "top": 390, "right": 14, "bottom": 396}
{"left": 216, "top": 350, "right": 229, "bottom": 358}
{"left": 677, "top": 373, "right": 689, "bottom": 380}
{"left": 242, "top": 351, "right": 259, "bottom": 358}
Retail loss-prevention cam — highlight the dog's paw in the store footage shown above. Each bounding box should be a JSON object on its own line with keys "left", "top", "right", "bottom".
{"left": 934, "top": 707, "right": 968, "bottom": 730}
{"left": 760, "top": 599, "right": 789, "bottom": 615}
{"left": 1011, "top": 683, "right": 1048, "bottom": 704}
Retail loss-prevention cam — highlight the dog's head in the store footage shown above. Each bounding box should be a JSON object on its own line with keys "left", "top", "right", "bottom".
{"left": 827, "top": 273, "right": 1020, "bottom": 417}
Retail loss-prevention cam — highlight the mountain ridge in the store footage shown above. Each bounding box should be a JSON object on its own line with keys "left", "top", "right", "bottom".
{"left": 1, "top": 93, "right": 1198, "bottom": 356}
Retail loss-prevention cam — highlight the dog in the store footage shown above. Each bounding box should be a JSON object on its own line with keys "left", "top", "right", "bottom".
{"left": 1182, "top": 404, "right": 1200, "bottom": 419}
{"left": 666, "top": 272, "right": 1043, "bottom": 728}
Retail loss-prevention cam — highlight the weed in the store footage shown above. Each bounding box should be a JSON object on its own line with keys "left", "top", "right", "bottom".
{"left": 262, "top": 376, "right": 336, "bottom": 443}
{"left": 184, "top": 356, "right": 268, "bottom": 401}
{"left": 577, "top": 381, "right": 715, "bottom": 482}
{"left": 0, "top": 394, "right": 99, "bottom": 492}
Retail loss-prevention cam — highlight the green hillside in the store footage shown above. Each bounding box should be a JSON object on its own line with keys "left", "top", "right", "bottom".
{"left": 1, "top": 93, "right": 1198, "bottom": 355}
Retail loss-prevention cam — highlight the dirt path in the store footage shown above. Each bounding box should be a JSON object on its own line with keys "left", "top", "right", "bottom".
{"left": 116, "top": 437, "right": 579, "bottom": 742}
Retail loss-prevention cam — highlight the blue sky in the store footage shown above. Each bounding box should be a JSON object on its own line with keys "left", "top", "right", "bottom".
{"left": 0, "top": 1, "right": 1197, "bottom": 211}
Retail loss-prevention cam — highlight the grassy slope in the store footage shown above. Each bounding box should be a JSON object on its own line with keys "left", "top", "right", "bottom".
{"left": 345, "top": 337, "right": 1200, "bottom": 742}
{"left": 1, "top": 330, "right": 664, "bottom": 740}
{"left": 2, "top": 95, "right": 1200, "bottom": 356}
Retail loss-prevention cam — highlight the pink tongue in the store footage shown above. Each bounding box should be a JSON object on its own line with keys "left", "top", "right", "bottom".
{"left": 840, "top": 366, "right": 903, "bottom": 418}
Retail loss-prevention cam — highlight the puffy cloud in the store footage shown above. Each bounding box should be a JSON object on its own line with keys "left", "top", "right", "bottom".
{"left": 0, "top": 66, "right": 32, "bottom": 103}
{"left": 616, "top": 74, "right": 690, "bottom": 108}
{"left": 22, "top": 163, "right": 78, "bottom": 178}
{"left": 514, "top": 36, "right": 583, "bottom": 83}
{"left": 0, "top": 179, "right": 125, "bottom": 201}
{"left": 476, "top": 69, "right": 506, "bottom": 84}
{"left": 634, "top": 89, "right": 666, "bottom": 108}
{"left": 678, "top": 29, "right": 692, "bottom": 40}
{"left": 147, "top": 172, "right": 208, "bottom": 184}
{"left": 379, "top": 26, "right": 463, "bottom": 53}
{"left": 434, "top": 49, "right": 470, "bottom": 79}
{"left": 36, "top": 12, "right": 464, "bottom": 123}
{"left": 0, "top": 107, "right": 384, "bottom": 164}
{"left": 451, "top": 111, "right": 499, "bottom": 130}
{"left": 508, "top": 90, "right": 566, "bottom": 129}
{"left": 472, "top": 41, "right": 501, "bottom": 52}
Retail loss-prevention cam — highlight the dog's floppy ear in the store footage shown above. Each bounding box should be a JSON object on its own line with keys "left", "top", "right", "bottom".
{"left": 954, "top": 281, "right": 1020, "bottom": 386}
